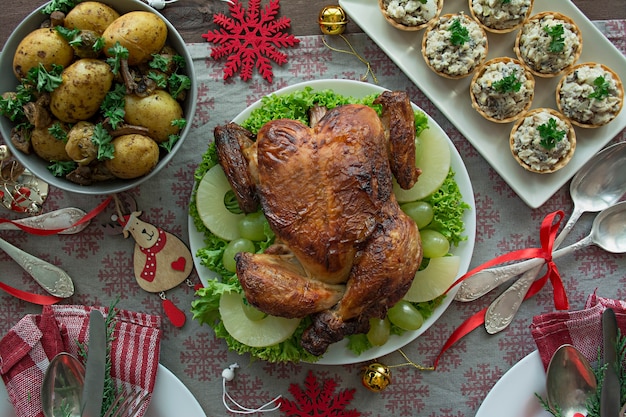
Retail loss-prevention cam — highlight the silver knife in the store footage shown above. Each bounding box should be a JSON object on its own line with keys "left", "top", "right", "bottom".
{"left": 81, "top": 310, "right": 107, "bottom": 417}
{"left": 601, "top": 308, "right": 620, "bottom": 417}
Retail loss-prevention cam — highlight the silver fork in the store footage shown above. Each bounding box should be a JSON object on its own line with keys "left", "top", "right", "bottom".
{"left": 102, "top": 388, "right": 149, "bottom": 417}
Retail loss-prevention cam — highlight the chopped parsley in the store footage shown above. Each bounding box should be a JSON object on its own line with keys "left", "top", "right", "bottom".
{"left": 449, "top": 18, "right": 470, "bottom": 46}
{"left": 92, "top": 123, "right": 115, "bottom": 160}
{"left": 26, "top": 63, "right": 64, "bottom": 93}
{"left": 537, "top": 118, "right": 566, "bottom": 149}
{"left": 588, "top": 76, "right": 611, "bottom": 100}
{"left": 544, "top": 24, "right": 565, "bottom": 53}
{"left": 493, "top": 72, "right": 522, "bottom": 93}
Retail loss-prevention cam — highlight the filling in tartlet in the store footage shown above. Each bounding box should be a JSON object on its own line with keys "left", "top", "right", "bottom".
{"left": 472, "top": 60, "right": 533, "bottom": 120}
{"left": 383, "top": 0, "right": 439, "bottom": 27}
{"left": 558, "top": 64, "right": 623, "bottom": 126}
{"left": 423, "top": 14, "right": 487, "bottom": 77}
{"left": 512, "top": 110, "right": 571, "bottom": 172}
{"left": 517, "top": 13, "right": 581, "bottom": 74}
{"left": 471, "top": 0, "right": 532, "bottom": 30}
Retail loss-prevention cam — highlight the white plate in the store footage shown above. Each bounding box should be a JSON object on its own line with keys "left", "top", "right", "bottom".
{"left": 339, "top": 0, "right": 626, "bottom": 208}
{"left": 476, "top": 350, "right": 552, "bottom": 417}
{"left": 188, "top": 79, "right": 476, "bottom": 365}
{"left": 0, "top": 364, "right": 206, "bottom": 417}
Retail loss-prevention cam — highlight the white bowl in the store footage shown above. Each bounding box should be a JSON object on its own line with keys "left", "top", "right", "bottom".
{"left": 0, "top": 0, "right": 197, "bottom": 195}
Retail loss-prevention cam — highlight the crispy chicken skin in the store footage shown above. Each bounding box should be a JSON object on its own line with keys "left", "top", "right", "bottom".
{"left": 214, "top": 90, "right": 423, "bottom": 356}
{"left": 374, "top": 91, "right": 421, "bottom": 189}
{"left": 214, "top": 123, "right": 260, "bottom": 213}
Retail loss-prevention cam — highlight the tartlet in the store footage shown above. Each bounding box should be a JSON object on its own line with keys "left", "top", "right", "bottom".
{"left": 514, "top": 11, "right": 582, "bottom": 78}
{"left": 378, "top": 0, "right": 443, "bottom": 31}
{"left": 422, "top": 13, "right": 488, "bottom": 79}
{"left": 556, "top": 62, "right": 624, "bottom": 128}
{"left": 468, "top": 0, "right": 534, "bottom": 33}
{"left": 470, "top": 57, "right": 535, "bottom": 123}
{"left": 509, "top": 108, "right": 576, "bottom": 174}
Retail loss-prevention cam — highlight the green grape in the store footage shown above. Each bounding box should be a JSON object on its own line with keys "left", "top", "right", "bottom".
{"left": 223, "top": 238, "right": 255, "bottom": 272}
{"left": 401, "top": 201, "right": 434, "bottom": 228}
{"left": 420, "top": 229, "right": 450, "bottom": 259}
{"left": 242, "top": 300, "right": 267, "bottom": 321}
{"left": 238, "top": 211, "right": 268, "bottom": 241}
{"left": 367, "top": 317, "right": 391, "bottom": 346}
{"left": 387, "top": 300, "right": 424, "bottom": 331}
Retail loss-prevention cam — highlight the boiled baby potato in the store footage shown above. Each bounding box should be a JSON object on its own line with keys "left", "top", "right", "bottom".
{"left": 12, "top": 28, "right": 74, "bottom": 79}
{"left": 31, "top": 124, "right": 72, "bottom": 162}
{"left": 124, "top": 90, "right": 183, "bottom": 143}
{"left": 102, "top": 11, "right": 167, "bottom": 66}
{"left": 64, "top": 1, "right": 120, "bottom": 35}
{"left": 50, "top": 58, "right": 114, "bottom": 123}
{"left": 65, "top": 121, "right": 98, "bottom": 165}
{"left": 104, "top": 134, "right": 159, "bottom": 179}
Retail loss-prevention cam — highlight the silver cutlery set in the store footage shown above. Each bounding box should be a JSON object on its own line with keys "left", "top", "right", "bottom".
{"left": 455, "top": 142, "right": 626, "bottom": 335}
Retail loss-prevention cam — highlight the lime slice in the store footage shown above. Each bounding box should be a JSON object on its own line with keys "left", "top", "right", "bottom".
{"left": 195, "top": 165, "right": 244, "bottom": 240}
{"left": 394, "top": 127, "right": 451, "bottom": 202}
{"left": 219, "top": 292, "right": 301, "bottom": 347}
{"left": 403, "top": 256, "right": 460, "bottom": 303}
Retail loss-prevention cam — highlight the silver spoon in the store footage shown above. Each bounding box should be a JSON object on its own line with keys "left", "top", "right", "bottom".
{"left": 546, "top": 344, "right": 597, "bottom": 417}
{"left": 41, "top": 352, "right": 85, "bottom": 417}
{"left": 459, "top": 200, "right": 626, "bottom": 283}
{"left": 0, "top": 237, "right": 74, "bottom": 297}
{"left": 456, "top": 143, "right": 626, "bottom": 303}
{"left": 484, "top": 142, "right": 626, "bottom": 333}
{"left": 0, "top": 207, "right": 89, "bottom": 234}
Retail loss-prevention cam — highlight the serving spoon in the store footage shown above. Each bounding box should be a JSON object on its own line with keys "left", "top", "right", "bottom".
{"left": 0, "top": 207, "right": 89, "bottom": 234}
{"left": 41, "top": 353, "right": 85, "bottom": 417}
{"left": 457, "top": 201, "right": 626, "bottom": 285}
{"left": 546, "top": 344, "right": 597, "bottom": 417}
{"left": 456, "top": 143, "right": 626, "bottom": 303}
{"left": 484, "top": 142, "right": 626, "bottom": 333}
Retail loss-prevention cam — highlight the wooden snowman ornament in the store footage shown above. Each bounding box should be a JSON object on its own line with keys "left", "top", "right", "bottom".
{"left": 118, "top": 210, "right": 193, "bottom": 327}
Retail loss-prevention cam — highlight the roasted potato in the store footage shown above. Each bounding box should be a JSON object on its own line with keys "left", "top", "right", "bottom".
{"left": 31, "top": 124, "right": 72, "bottom": 162}
{"left": 104, "top": 134, "right": 159, "bottom": 179}
{"left": 102, "top": 11, "right": 167, "bottom": 66}
{"left": 12, "top": 28, "right": 74, "bottom": 79}
{"left": 124, "top": 90, "right": 183, "bottom": 143}
{"left": 64, "top": 1, "right": 120, "bottom": 35}
{"left": 50, "top": 58, "right": 114, "bottom": 123}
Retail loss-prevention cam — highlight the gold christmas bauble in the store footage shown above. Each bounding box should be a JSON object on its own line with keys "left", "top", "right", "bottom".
{"left": 318, "top": 5, "right": 348, "bottom": 35}
{"left": 362, "top": 363, "right": 391, "bottom": 392}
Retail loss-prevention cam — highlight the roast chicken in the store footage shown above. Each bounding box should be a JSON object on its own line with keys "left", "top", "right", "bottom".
{"left": 214, "top": 90, "right": 423, "bottom": 356}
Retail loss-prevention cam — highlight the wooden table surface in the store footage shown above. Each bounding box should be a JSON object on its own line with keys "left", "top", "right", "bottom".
{"left": 1, "top": 0, "right": 624, "bottom": 49}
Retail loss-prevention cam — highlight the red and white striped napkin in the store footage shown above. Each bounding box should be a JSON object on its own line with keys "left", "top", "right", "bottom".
{"left": 531, "top": 291, "right": 626, "bottom": 370}
{"left": 0, "top": 305, "right": 161, "bottom": 417}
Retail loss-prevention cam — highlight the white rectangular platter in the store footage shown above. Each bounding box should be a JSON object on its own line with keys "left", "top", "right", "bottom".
{"left": 339, "top": 0, "right": 626, "bottom": 208}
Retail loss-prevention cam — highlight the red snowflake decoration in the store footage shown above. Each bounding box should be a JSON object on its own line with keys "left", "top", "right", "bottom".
{"left": 202, "top": 0, "right": 300, "bottom": 83}
{"left": 280, "top": 371, "right": 361, "bottom": 417}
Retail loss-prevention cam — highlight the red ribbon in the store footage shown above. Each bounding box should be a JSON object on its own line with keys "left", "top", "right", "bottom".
{"left": 433, "top": 210, "right": 566, "bottom": 369}
{"left": 0, "top": 196, "right": 113, "bottom": 236}
{"left": 0, "top": 196, "right": 114, "bottom": 305}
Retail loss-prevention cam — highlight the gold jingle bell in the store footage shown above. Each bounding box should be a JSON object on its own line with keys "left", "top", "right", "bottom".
{"left": 318, "top": 5, "right": 348, "bottom": 35}
{"left": 362, "top": 363, "right": 391, "bottom": 392}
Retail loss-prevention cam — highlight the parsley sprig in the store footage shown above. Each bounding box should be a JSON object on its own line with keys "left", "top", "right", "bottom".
{"left": 537, "top": 118, "right": 566, "bottom": 149}
{"left": 544, "top": 24, "right": 565, "bottom": 53}
{"left": 493, "top": 72, "right": 522, "bottom": 93}
{"left": 449, "top": 18, "right": 470, "bottom": 46}
{"left": 588, "top": 76, "right": 611, "bottom": 100}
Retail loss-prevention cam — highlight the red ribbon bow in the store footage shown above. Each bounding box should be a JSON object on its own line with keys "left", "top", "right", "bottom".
{"left": 433, "top": 210, "right": 567, "bottom": 369}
